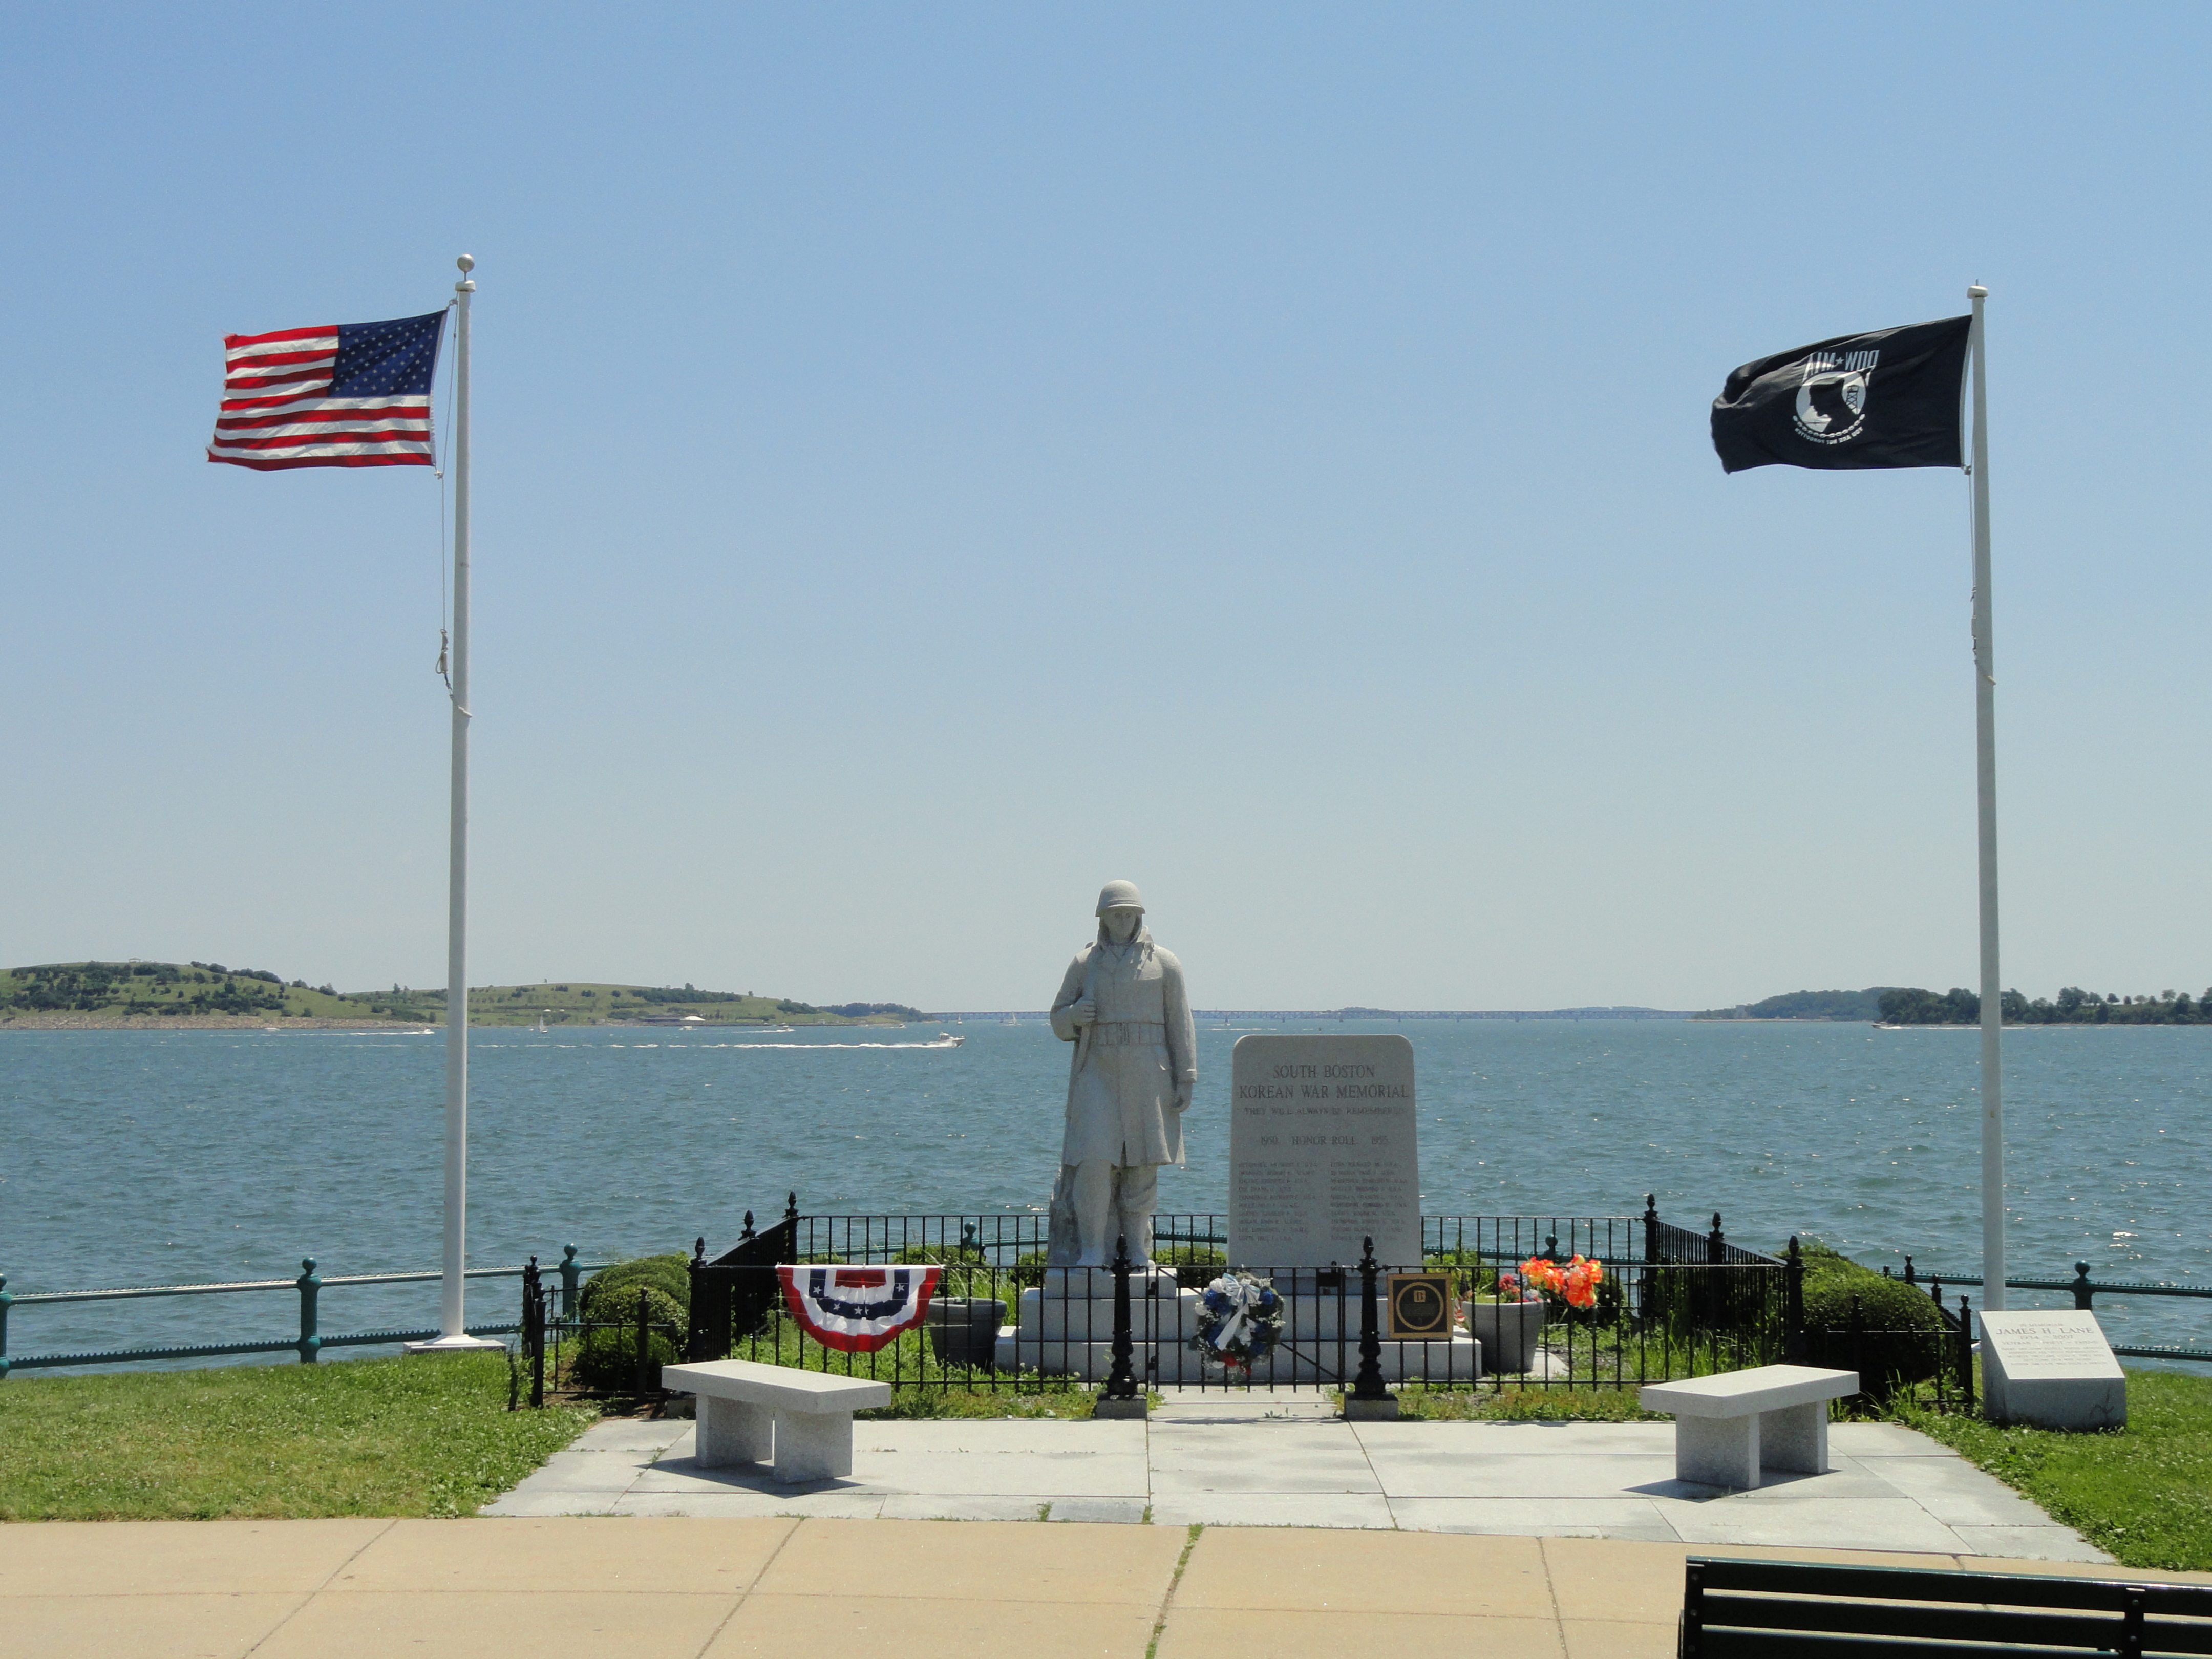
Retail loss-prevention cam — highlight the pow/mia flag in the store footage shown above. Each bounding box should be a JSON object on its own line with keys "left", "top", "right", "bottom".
{"left": 1711, "top": 315, "right": 1971, "bottom": 474}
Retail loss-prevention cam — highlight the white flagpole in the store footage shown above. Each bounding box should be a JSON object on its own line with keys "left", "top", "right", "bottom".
{"left": 1967, "top": 282, "right": 2006, "bottom": 1313}
{"left": 413, "top": 254, "right": 500, "bottom": 1352}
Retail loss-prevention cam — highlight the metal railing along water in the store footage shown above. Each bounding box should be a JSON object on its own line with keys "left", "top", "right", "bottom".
{"left": 1896, "top": 1258, "right": 2212, "bottom": 1364}
{"left": 0, "top": 1246, "right": 608, "bottom": 1377}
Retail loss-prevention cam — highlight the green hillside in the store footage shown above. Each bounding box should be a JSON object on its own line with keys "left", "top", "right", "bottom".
{"left": 458, "top": 982, "right": 922, "bottom": 1027}
{"left": 1695, "top": 988, "right": 1894, "bottom": 1021}
{"left": 1, "top": 963, "right": 927, "bottom": 1027}
{"left": 0, "top": 961, "right": 364, "bottom": 1020}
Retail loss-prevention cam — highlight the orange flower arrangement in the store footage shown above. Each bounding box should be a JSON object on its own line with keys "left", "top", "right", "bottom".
{"left": 1517, "top": 1253, "right": 1605, "bottom": 1311}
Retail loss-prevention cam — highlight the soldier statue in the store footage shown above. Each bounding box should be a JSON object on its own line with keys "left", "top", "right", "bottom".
{"left": 1046, "top": 880, "right": 1197, "bottom": 1267}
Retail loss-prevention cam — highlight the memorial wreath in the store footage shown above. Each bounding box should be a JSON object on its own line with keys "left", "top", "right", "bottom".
{"left": 1188, "top": 1270, "right": 1286, "bottom": 1371}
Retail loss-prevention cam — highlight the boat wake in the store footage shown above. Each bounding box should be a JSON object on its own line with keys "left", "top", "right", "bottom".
{"left": 708, "top": 1035, "right": 964, "bottom": 1050}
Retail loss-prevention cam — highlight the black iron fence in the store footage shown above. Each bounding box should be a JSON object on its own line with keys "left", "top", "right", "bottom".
{"left": 606, "top": 1195, "right": 1968, "bottom": 1412}
{"left": 514, "top": 1258, "right": 686, "bottom": 1408}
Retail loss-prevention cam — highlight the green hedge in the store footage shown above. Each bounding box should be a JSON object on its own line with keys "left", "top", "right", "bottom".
{"left": 1794, "top": 1239, "right": 1947, "bottom": 1398}
{"left": 578, "top": 1253, "right": 691, "bottom": 1319}
{"left": 571, "top": 1255, "right": 692, "bottom": 1391}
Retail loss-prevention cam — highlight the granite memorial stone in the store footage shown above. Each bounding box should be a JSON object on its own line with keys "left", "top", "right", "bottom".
{"left": 1979, "top": 1310, "right": 2126, "bottom": 1430}
{"left": 1228, "top": 1034, "right": 1420, "bottom": 1269}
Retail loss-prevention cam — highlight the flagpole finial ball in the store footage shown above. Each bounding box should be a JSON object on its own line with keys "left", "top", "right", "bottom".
{"left": 1968, "top": 285, "right": 1988, "bottom": 299}
{"left": 456, "top": 254, "right": 475, "bottom": 273}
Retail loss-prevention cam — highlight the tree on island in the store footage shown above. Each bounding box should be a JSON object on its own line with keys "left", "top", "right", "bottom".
{"left": 1879, "top": 985, "right": 2212, "bottom": 1025}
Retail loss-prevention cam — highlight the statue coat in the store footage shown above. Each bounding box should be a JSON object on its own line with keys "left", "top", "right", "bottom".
{"left": 1049, "top": 937, "right": 1197, "bottom": 1168}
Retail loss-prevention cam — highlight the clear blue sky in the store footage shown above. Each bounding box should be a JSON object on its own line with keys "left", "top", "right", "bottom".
{"left": 5, "top": 5, "right": 2207, "bottom": 1011}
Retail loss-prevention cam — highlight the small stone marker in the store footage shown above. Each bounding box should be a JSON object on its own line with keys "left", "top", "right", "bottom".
{"left": 1979, "top": 1311, "right": 2126, "bottom": 1431}
{"left": 1228, "top": 1034, "right": 1420, "bottom": 1269}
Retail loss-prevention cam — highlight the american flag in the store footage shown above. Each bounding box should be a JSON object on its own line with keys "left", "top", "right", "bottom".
{"left": 208, "top": 309, "right": 447, "bottom": 470}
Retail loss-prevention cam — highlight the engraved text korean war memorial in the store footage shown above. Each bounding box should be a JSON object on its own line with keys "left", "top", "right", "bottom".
{"left": 1228, "top": 1034, "right": 1421, "bottom": 1270}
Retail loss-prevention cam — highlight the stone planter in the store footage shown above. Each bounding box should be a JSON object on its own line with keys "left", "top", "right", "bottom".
{"left": 1466, "top": 1299, "right": 1547, "bottom": 1374}
{"left": 926, "top": 1296, "right": 1008, "bottom": 1370}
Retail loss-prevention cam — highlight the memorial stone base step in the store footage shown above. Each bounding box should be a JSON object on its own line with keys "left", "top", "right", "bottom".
{"left": 1017, "top": 1282, "right": 1205, "bottom": 1342}
{"left": 993, "top": 1327, "right": 1481, "bottom": 1385}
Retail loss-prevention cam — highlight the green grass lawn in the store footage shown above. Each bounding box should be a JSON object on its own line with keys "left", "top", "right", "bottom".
{"left": 1898, "top": 1368, "right": 2212, "bottom": 1572}
{"left": 0, "top": 1353, "right": 597, "bottom": 1521}
{"left": 1381, "top": 1385, "right": 1667, "bottom": 1421}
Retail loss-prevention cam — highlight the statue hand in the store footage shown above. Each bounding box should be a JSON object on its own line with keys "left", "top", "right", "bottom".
{"left": 1174, "top": 1081, "right": 1193, "bottom": 1113}
{"left": 1069, "top": 997, "right": 1098, "bottom": 1026}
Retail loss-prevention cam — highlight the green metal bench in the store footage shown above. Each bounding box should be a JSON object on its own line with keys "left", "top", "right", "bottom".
{"left": 1681, "top": 1555, "right": 2212, "bottom": 1658}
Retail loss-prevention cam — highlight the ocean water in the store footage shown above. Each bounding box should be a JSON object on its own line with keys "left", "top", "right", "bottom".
{"left": 3, "top": 1019, "right": 2206, "bottom": 1365}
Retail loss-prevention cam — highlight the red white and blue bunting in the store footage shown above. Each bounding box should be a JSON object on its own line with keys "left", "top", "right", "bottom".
{"left": 777, "top": 1264, "right": 943, "bottom": 1353}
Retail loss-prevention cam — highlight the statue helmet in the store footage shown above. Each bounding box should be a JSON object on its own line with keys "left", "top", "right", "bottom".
{"left": 1094, "top": 879, "right": 1144, "bottom": 916}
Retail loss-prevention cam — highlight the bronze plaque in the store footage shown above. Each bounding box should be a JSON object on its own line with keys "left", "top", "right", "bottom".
{"left": 1386, "top": 1272, "right": 1454, "bottom": 1340}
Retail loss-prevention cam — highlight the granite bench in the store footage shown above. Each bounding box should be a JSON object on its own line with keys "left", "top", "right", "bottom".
{"left": 661, "top": 1359, "right": 891, "bottom": 1482}
{"left": 1640, "top": 1364, "right": 1857, "bottom": 1490}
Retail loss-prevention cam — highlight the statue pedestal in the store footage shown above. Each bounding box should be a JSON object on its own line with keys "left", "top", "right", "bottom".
{"left": 992, "top": 1270, "right": 1482, "bottom": 1385}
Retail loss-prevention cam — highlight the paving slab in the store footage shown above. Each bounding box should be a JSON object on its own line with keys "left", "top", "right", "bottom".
{"left": 467, "top": 1405, "right": 2112, "bottom": 1559}
{"left": 1176, "top": 1527, "right": 1556, "bottom": 1617}
{"left": 753, "top": 1517, "right": 1186, "bottom": 1605}
{"left": 573, "top": 1417, "right": 696, "bottom": 1454}
{"left": 1146, "top": 1422, "right": 1381, "bottom": 1494}
{"left": 1157, "top": 1604, "right": 1567, "bottom": 1659}
{"left": 1952, "top": 1527, "right": 2119, "bottom": 1564}
{"left": 1856, "top": 1455, "right": 2066, "bottom": 1525}
{"left": 3, "top": 1513, "right": 2187, "bottom": 1659}
{"left": 615, "top": 1490, "right": 889, "bottom": 1519}
{"left": 1558, "top": 1619, "right": 1677, "bottom": 1659}
{"left": 336, "top": 1516, "right": 796, "bottom": 1594}
{"left": 877, "top": 1495, "right": 1056, "bottom": 1521}
{"left": 1658, "top": 1495, "right": 1970, "bottom": 1553}
{"left": 1831, "top": 1421, "right": 1967, "bottom": 1456}
{"left": 1149, "top": 1493, "right": 1399, "bottom": 1529}
{"left": 477, "top": 1490, "right": 626, "bottom": 1517}
{"left": 1357, "top": 1448, "right": 1689, "bottom": 1499}
{"left": 493, "top": 1448, "right": 660, "bottom": 1499}
{"left": 1355, "top": 1419, "right": 1679, "bottom": 1453}
{"left": 1540, "top": 1536, "right": 1698, "bottom": 1622}
{"left": 1, "top": 1592, "right": 309, "bottom": 1659}
{"left": 1389, "top": 1497, "right": 1675, "bottom": 1537}
{"left": 1046, "top": 1497, "right": 1153, "bottom": 1524}
{"left": 855, "top": 1419, "right": 1150, "bottom": 1452}
{"left": 710, "top": 1593, "right": 1160, "bottom": 1659}
{"left": 0, "top": 1517, "right": 391, "bottom": 1597}
{"left": 1715, "top": 1460, "right": 1920, "bottom": 1501}
{"left": 252, "top": 1587, "right": 741, "bottom": 1659}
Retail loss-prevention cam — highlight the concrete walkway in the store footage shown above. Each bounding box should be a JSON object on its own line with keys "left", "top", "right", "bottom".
{"left": 484, "top": 1394, "right": 2110, "bottom": 1561}
{"left": 5, "top": 1515, "right": 2203, "bottom": 1659}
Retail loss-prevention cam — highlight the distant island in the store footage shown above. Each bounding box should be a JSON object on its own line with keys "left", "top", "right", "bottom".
{"left": 0, "top": 962, "right": 928, "bottom": 1029}
{"left": 1696, "top": 989, "right": 1893, "bottom": 1022}
{"left": 1700, "top": 985, "right": 2212, "bottom": 1026}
